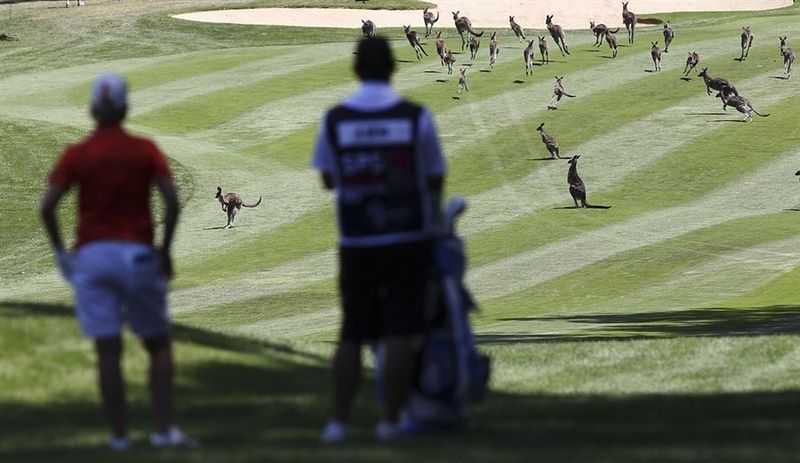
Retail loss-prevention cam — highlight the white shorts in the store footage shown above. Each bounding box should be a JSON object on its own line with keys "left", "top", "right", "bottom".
{"left": 70, "top": 241, "right": 169, "bottom": 338}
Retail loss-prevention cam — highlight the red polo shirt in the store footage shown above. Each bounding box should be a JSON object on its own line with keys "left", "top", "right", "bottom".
{"left": 49, "top": 124, "right": 171, "bottom": 248}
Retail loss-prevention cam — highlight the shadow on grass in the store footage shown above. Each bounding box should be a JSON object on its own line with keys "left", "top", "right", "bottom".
{"left": 492, "top": 305, "right": 800, "bottom": 342}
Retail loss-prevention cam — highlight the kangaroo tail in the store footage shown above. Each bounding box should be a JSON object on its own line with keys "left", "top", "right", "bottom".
{"left": 609, "top": 28, "right": 620, "bottom": 34}
{"left": 243, "top": 197, "right": 262, "bottom": 208}
{"left": 752, "top": 109, "right": 770, "bottom": 117}
{"left": 434, "top": 11, "right": 439, "bottom": 22}
{"left": 564, "top": 92, "right": 576, "bottom": 98}
{"left": 468, "top": 27, "right": 484, "bottom": 37}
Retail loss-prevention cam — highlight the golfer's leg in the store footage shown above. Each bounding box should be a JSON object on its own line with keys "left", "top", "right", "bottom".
{"left": 332, "top": 340, "right": 361, "bottom": 423}
{"left": 95, "top": 336, "right": 126, "bottom": 439}
{"left": 382, "top": 336, "right": 413, "bottom": 424}
{"left": 143, "top": 335, "right": 174, "bottom": 434}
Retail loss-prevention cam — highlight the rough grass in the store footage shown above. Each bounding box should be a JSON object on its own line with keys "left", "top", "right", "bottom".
{"left": 2, "top": 1, "right": 800, "bottom": 462}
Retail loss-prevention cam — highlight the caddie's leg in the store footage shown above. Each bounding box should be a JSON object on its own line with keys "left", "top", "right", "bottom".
{"left": 332, "top": 340, "right": 361, "bottom": 422}
{"left": 95, "top": 336, "right": 126, "bottom": 439}
{"left": 382, "top": 336, "right": 413, "bottom": 423}
{"left": 144, "top": 334, "right": 174, "bottom": 434}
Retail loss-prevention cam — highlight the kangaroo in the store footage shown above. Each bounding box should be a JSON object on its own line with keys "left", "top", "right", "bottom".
{"left": 452, "top": 11, "right": 484, "bottom": 51}
{"left": 567, "top": 156, "right": 589, "bottom": 208}
{"left": 524, "top": 40, "right": 536, "bottom": 76}
{"left": 404, "top": 25, "right": 428, "bottom": 60}
{"left": 684, "top": 51, "right": 700, "bottom": 76}
{"left": 606, "top": 29, "right": 619, "bottom": 58}
{"left": 590, "top": 21, "right": 618, "bottom": 47}
{"left": 458, "top": 68, "right": 469, "bottom": 94}
{"left": 545, "top": 15, "right": 570, "bottom": 56}
{"left": 435, "top": 31, "right": 446, "bottom": 66}
{"left": 622, "top": 1, "right": 637, "bottom": 44}
{"left": 443, "top": 49, "right": 456, "bottom": 75}
{"left": 536, "top": 123, "right": 561, "bottom": 159}
{"left": 715, "top": 86, "right": 770, "bottom": 122}
{"left": 547, "top": 76, "right": 575, "bottom": 110}
{"left": 698, "top": 67, "right": 738, "bottom": 96}
{"left": 468, "top": 36, "right": 480, "bottom": 61}
{"left": 361, "top": 19, "right": 376, "bottom": 38}
{"left": 650, "top": 41, "right": 662, "bottom": 71}
{"left": 423, "top": 7, "right": 439, "bottom": 38}
{"left": 663, "top": 21, "right": 674, "bottom": 52}
{"left": 780, "top": 36, "right": 795, "bottom": 77}
{"left": 538, "top": 36, "right": 550, "bottom": 64}
{"left": 740, "top": 27, "right": 754, "bottom": 60}
{"left": 509, "top": 16, "right": 526, "bottom": 42}
{"left": 215, "top": 186, "right": 261, "bottom": 229}
{"left": 489, "top": 31, "right": 500, "bottom": 68}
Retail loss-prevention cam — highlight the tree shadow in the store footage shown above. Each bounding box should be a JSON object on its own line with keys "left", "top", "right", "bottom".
{"left": 491, "top": 305, "right": 800, "bottom": 343}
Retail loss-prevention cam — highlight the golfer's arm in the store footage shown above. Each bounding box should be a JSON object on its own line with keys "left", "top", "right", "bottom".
{"left": 154, "top": 176, "right": 180, "bottom": 252}
{"left": 40, "top": 184, "right": 68, "bottom": 252}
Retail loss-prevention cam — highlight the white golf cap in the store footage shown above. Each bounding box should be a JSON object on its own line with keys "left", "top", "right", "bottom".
{"left": 90, "top": 73, "right": 127, "bottom": 110}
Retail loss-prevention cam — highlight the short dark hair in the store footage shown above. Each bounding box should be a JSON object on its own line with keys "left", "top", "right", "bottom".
{"left": 91, "top": 104, "right": 127, "bottom": 125}
{"left": 354, "top": 37, "right": 395, "bottom": 81}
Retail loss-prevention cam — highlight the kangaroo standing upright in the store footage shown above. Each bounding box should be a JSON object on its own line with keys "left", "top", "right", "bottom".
{"left": 536, "top": 123, "right": 561, "bottom": 159}
{"left": 780, "top": 36, "right": 795, "bottom": 77}
{"left": 443, "top": 49, "right": 456, "bottom": 74}
{"left": 650, "top": 41, "right": 662, "bottom": 71}
{"left": 509, "top": 16, "right": 526, "bottom": 42}
{"left": 538, "top": 36, "right": 550, "bottom": 64}
{"left": 698, "top": 67, "right": 738, "bottom": 96}
{"left": 684, "top": 51, "right": 700, "bottom": 76}
{"left": 361, "top": 19, "right": 376, "bottom": 38}
{"left": 663, "top": 21, "right": 674, "bottom": 52}
{"left": 715, "top": 86, "right": 770, "bottom": 122}
{"left": 469, "top": 36, "right": 480, "bottom": 60}
{"left": 622, "top": 1, "right": 637, "bottom": 44}
{"left": 524, "top": 40, "right": 536, "bottom": 76}
{"left": 435, "top": 31, "right": 446, "bottom": 66}
{"left": 740, "top": 26, "right": 754, "bottom": 60}
{"left": 452, "top": 11, "right": 484, "bottom": 51}
{"left": 546, "top": 15, "right": 570, "bottom": 56}
{"left": 547, "top": 76, "right": 575, "bottom": 110}
{"left": 606, "top": 29, "right": 619, "bottom": 58}
{"left": 567, "top": 156, "right": 589, "bottom": 208}
{"left": 489, "top": 31, "right": 500, "bottom": 68}
{"left": 404, "top": 25, "right": 428, "bottom": 60}
{"left": 215, "top": 186, "right": 262, "bottom": 229}
{"left": 423, "top": 7, "right": 439, "bottom": 38}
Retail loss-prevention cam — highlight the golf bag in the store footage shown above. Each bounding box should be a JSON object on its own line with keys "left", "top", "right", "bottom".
{"left": 375, "top": 198, "right": 490, "bottom": 431}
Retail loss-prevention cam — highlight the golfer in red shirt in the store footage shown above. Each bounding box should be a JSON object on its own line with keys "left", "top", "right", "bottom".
{"left": 41, "top": 73, "right": 194, "bottom": 451}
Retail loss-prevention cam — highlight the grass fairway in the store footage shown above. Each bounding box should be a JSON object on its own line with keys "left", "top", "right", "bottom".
{"left": 2, "top": 0, "right": 800, "bottom": 461}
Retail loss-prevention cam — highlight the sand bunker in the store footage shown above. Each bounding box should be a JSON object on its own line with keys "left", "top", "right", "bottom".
{"left": 173, "top": 0, "right": 793, "bottom": 31}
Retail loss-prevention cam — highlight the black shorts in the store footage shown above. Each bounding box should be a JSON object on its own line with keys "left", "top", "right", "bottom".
{"left": 339, "top": 240, "right": 436, "bottom": 343}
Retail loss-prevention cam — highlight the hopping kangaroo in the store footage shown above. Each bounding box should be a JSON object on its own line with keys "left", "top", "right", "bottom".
{"left": 538, "top": 36, "right": 550, "bottom": 64}
{"left": 536, "top": 123, "right": 561, "bottom": 159}
{"left": 443, "top": 49, "right": 456, "bottom": 74}
{"left": 622, "top": 1, "right": 637, "bottom": 44}
{"left": 698, "top": 67, "right": 738, "bottom": 96}
{"left": 715, "top": 86, "right": 770, "bottom": 122}
{"left": 590, "top": 21, "right": 617, "bottom": 47}
{"left": 780, "top": 36, "right": 795, "bottom": 77}
{"left": 509, "top": 16, "right": 526, "bottom": 42}
{"left": 435, "top": 31, "right": 446, "bottom": 66}
{"left": 469, "top": 36, "right": 480, "bottom": 60}
{"left": 546, "top": 15, "right": 570, "bottom": 56}
{"left": 489, "top": 31, "right": 500, "bottom": 68}
{"left": 361, "top": 19, "right": 376, "bottom": 38}
{"left": 547, "top": 76, "right": 575, "bottom": 110}
{"left": 524, "top": 40, "right": 536, "bottom": 76}
{"left": 663, "top": 21, "right": 674, "bottom": 52}
{"left": 740, "top": 26, "right": 754, "bottom": 60}
{"left": 606, "top": 29, "right": 619, "bottom": 58}
{"left": 458, "top": 68, "right": 469, "bottom": 94}
{"left": 452, "top": 11, "right": 484, "bottom": 50}
{"left": 650, "top": 41, "right": 662, "bottom": 71}
{"left": 404, "top": 25, "right": 428, "bottom": 60}
{"left": 684, "top": 51, "right": 700, "bottom": 76}
{"left": 423, "top": 7, "right": 439, "bottom": 37}
{"left": 215, "top": 186, "right": 262, "bottom": 229}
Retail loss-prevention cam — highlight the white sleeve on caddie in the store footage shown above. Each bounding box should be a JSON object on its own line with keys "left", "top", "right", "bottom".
{"left": 416, "top": 109, "right": 446, "bottom": 178}
{"left": 311, "top": 115, "right": 335, "bottom": 174}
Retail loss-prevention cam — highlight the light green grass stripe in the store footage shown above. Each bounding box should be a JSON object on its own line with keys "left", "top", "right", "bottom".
{"left": 586, "top": 236, "right": 800, "bottom": 312}
{"left": 232, "top": 307, "right": 339, "bottom": 340}
{"left": 459, "top": 69, "right": 800, "bottom": 236}
{"left": 467, "top": 149, "right": 800, "bottom": 302}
